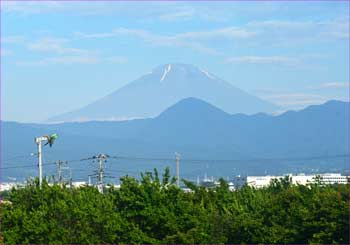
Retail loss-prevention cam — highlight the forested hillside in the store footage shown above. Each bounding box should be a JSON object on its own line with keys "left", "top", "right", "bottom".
{"left": 3, "top": 100, "right": 349, "bottom": 181}
{"left": 1, "top": 169, "right": 349, "bottom": 244}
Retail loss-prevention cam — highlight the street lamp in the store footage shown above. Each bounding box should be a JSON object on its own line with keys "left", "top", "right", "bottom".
{"left": 34, "top": 133, "right": 58, "bottom": 189}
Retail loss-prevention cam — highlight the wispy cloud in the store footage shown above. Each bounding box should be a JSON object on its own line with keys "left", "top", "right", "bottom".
{"left": 247, "top": 18, "right": 350, "bottom": 42}
{"left": 105, "top": 56, "right": 128, "bottom": 64}
{"left": 252, "top": 88, "right": 290, "bottom": 94}
{"left": 16, "top": 55, "right": 98, "bottom": 66}
{"left": 77, "top": 26, "right": 256, "bottom": 40}
{"left": 226, "top": 55, "right": 299, "bottom": 66}
{"left": 263, "top": 93, "right": 327, "bottom": 107}
{"left": 28, "top": 37, "right": 88, "bottom": 54}
{"left": 76, "top": 28, "right": 217, "bottom": 55}
{"left": 41, "top": 55, "right": 99, "bottom": 65}
{"left": 2, "top": 1, "right": 196, "bottom": 21}
{"left": 253, "top": 86, "right": 349, "bottom": 109}
{"left": 2, "top": 1, "right": 65, "bottom": 15}
{"left": 76, "top": 26, "right": 256, "bottom": 55}
{"left": 159, "top": 9, "right": 194, "bottom": 21}
{"left": 174, "top": 27, "right": 256, "bottom": 40}
{"left": 22, "top": 37, "right": 102, "bottom": 65}
{"left": 6, "top": 34, "right": 128, "bottom": 66}
{"left": 16, "top": 55, "right": 127, "bottom": 66}
{"left": 248, "top": 20, "right": 314, "bottom": 30}
{"left": 312, "top": 82, "right": 349, "bottom": 89}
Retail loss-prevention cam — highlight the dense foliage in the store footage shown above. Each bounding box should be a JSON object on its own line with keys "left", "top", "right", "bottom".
{"left": 1, "top": 168, "right": 349, "bottom": 244}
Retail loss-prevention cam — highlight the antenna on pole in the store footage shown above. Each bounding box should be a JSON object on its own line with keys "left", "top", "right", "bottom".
{"left": 175, "top": 152, "right": 181, "bottom": 187}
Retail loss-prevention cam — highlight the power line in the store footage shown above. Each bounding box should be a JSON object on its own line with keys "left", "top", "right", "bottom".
{"left": 2, "top": 152, "right": 349, "bottom": 187}
{"left": 56, "top": 160, "right": 68, "bottom": 185}
{"left": 2, "top": 153, "right": 36, "bottom": 162}
{"left": 0, "top": 162, "right": 56, "bottom": 170}
{"left": 108, "top": 154, "right": 350, "bottom": 164}
{"left": 3, "top": 153, "right": 347, "bottom": 168}
{"left": 84, "top": 154, "right": 109, "bottom": 193}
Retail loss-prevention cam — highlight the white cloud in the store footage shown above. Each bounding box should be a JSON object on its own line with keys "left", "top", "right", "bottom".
{"left": 28, "top": 37, "right": 88, "bottom": 54}
{"left": 79, "top": 26, "right": 256, "bottom": 40}
{"left": 16, "top": 54, "right": 127, "bottom": 66}
{"left": 75, "top": 32, "right": 116, "bottom": 39}
{"left": 73, "top": 17, "right": 349, "bottom": 55}
{"left": 226, "top": 56, "right": 299, "bottom": 65}
{"left": 16, "top": 55, "right": 99, "bottom": 66}
{"left": 159, "top": 10, "right": 194, "bottom": 21}
{"left": 267, "top": 93, "right": 324, "bottom": 100}
{"left": 76, "top": 28, "right": 219, "bottom": 55}
{"left": 247, "top": 18, "right": 350, "bottom": 42}
{"left": 252, "top": 88, "right": 289, "bottom": 94}
{"left": 105, "top": 56, "right": 128, "bottom": 64}
{"left": 248, "top": 20, "right": 314, "bottom": 30}
{"left": 263, "top": 93, "right": 327, "bottom": 107}
{"left": 10, "top": 35, "right": 128, "bottom": 66}
{"left": 317, "top": 82, "right": 349, "bottom": 89}
{"left": 2, "top": 1, "right": 196, "bottom": 21}
{"left": 254, "top": 83, "right": 349, "bottom": 109}
{"left": 176, "top": 27, "right": 256, "bottom": 39}
{"left": 76, "top": 26, "right": 255, "bottom": 56}
{"left": 42, "top": 55, "right": 99, "bottom": 65}
{"left": 2, "top": 1, "right": 65, "bottom": 15}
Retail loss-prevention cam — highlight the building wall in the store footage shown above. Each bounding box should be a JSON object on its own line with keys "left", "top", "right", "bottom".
{"left": 233, "top": 173, "right": 349, "bottom": 189}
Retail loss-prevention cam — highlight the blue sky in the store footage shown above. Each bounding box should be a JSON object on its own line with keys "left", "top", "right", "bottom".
{"left": 1, "top": 1, "right": 349, "bottom": 122}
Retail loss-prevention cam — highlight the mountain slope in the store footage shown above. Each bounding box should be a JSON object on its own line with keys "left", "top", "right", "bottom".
{"left": 3, "top": 99, "right": 349, "bottom": 180}
{"left": 48, "top": 64, "right": 278, "bottom": 122}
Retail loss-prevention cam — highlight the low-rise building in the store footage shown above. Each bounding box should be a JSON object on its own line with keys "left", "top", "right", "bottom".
{"left": 71, "top": 181, "right": 87, "bottom": 188}
{"left": 0, "top": 182, "right": 22, "bottom": 191}
{"left": 319, "top": 173, "right": 349, "bottom": 185}
{"left": 233, "top": 173, "right": 349, "bottom": 189}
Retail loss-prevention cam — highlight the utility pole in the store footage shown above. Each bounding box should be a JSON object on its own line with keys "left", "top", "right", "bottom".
{"left": 87, "top": 154, "right": 109, "bottom": 193}
{"left": 98, "top": 156, "right": 104, "bottom": 193}
{"left": 58, "top": 160, "right": 62, "bottom": 184}
{"left": 69, "top": 168, "right": 72, "bottom": 186}
{"left": 175, "top": 152, "right": 181, "bottom": 187}
{"left": 34, "top": 134, "right": 58, "bottom": 189}
{"left": 57, "top": 160, "right": 67, "bottom": 185}
{"left": 35, "top": 137, "right": 45, "bottom": 189}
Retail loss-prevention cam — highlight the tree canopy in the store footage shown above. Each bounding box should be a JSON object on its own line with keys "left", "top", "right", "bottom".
{"left": 1, "top": 168, "right": 349, "bottom": 244}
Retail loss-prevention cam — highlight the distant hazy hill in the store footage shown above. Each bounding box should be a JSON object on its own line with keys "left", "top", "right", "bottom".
{"left": 48, "top": 64, "right": 278, "bottom": 122}
{"left": 3, "top": 99, "right": 349, "bottom": 180}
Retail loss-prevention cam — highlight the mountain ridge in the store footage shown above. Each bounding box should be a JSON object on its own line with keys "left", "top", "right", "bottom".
{"left": 3, "top": 99, "right": 348, "bottom": 180}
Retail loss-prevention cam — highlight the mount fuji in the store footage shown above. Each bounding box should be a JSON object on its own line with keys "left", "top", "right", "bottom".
{"left": 48, "top": 64, "right": 279, "bottom": 122}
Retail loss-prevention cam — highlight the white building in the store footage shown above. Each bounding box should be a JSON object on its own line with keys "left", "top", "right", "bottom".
{"left": 71, "top": 181, "right": 87, "bottom": 188}
{"left": 233, "top": 173, "right": 349, "bottom": 189}
{"left": 319, "top": 173, "right": 349, "bottom": 185}
{"left": 291, "top": 173, "right": 315, "bottom": 185}
{"left": 0, "top": 182, "right": 18, "bottom": 191}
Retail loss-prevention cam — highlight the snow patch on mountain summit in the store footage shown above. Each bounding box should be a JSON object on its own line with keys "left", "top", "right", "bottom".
{"left": 200, "top": 68, "right": 216, "bottom": 80}
{"left": 160, "top": 64, "right": 172, "bottom": 82}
